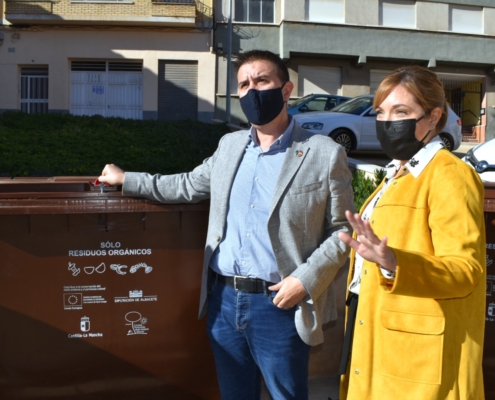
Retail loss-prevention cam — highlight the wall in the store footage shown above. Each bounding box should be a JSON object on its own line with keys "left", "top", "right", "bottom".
{"left": 213, "top": 1, "right": 495, "bottom": 140}
{"left": 417, "top": 1, "right": 449, "bottom": 31}
{"left": 345, "top": 0, "right": 378, "bottom": 26}
{"left": 0, "top": 28, "right": 216, "bottom": 121}
{"left": 1, "top": 0, "right": 7, "bottom": 24}
{"left": 283, "top": 0, "right": 304, "bottom": 21}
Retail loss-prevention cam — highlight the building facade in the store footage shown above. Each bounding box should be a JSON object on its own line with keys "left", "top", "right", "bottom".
{"left": 215, "top": 0, "right": 495, "bottom": 142}
{"left": 0, "top": 0, "right": 216, "bottom": 121}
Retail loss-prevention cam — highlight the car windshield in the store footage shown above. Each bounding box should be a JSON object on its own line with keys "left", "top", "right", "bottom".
{"left": 288, "top": 95, "right": 314, "bottom": 108}
{"left": 331, "top": 96, "right": 374, "bottom": 115}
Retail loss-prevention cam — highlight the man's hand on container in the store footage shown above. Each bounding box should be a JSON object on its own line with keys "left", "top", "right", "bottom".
{"left": 99, "top": 164, "right": 125, "bottom": 186}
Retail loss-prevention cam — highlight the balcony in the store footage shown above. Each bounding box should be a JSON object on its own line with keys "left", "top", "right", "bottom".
{"left": 4, "top": 0, "right": 209, "bottom": 27}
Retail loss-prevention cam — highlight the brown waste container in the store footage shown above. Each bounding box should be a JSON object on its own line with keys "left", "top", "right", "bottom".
{"left": 0, "top": 177, "right": 219, "bottom": 400}
{"left": 484, "top": 182, "right": 495, "bottom": 399}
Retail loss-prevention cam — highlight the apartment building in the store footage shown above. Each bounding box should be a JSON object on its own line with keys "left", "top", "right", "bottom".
{"left": 215, "top": 0, "right": 495, "bottom": 142}
{"left": 0, "top": 0, "right": 215, "bottom": 121}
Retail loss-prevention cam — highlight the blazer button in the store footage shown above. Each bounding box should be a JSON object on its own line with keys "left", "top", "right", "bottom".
{"left": 216, "top": 236, "right": 221, "bottom": 242}
{"left": 359, "top": 320, "right": 364, "bottom": 325}
{"left": 364, "top": 270, "right": 368, "bottom": 274}
{"left": 355, "top": 370, "right": 360, "bottom": 375}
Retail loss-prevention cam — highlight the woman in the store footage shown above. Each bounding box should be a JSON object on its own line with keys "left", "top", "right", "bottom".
{"left": 338, "top": 66, "right": 486, "bottom": 400}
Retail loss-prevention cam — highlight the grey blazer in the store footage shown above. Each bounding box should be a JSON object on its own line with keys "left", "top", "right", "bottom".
{"left": 123, "top": 122, "right": 354, "bottom": 345}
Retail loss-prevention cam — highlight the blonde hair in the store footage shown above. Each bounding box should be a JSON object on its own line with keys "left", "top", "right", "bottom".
{"left": 374, "top": 66, "right": 449, "bottom": 132}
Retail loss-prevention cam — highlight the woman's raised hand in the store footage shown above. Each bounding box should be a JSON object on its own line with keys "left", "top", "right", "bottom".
{"left": 338, "top": 210, "right": 397, "bottom": 272}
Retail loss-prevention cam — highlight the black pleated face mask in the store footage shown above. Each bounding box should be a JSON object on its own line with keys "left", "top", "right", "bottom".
{"left": 239, "top": 83, "right": 286, "bottom": 126}
{"left": 376, "top": 115, "right": 430, "bottom": 160}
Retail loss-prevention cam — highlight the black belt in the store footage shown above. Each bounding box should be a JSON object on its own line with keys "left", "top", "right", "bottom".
{"left": 211, "top": 270, "right": 276, "bottom": 294}
{"left": 338, "top": 292, "right": 359, "bottom": 375}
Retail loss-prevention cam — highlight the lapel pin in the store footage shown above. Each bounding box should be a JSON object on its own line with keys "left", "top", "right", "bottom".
{"left": 295, "top": 150, "right": 303, "bottom": 157}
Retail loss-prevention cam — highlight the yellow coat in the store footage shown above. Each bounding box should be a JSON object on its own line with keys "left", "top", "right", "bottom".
{"left": 341, "top": 149, "right": 486, "bottom": 400}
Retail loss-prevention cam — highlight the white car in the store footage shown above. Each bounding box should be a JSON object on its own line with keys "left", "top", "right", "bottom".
{"left": 462, "top": 138, "right": 495, "bottom": 182}
{"left": 293, "top": 94, "right": 463, "bottom": 154}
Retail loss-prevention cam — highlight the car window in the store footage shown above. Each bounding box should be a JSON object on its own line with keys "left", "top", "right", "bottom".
{"left": 305, "top": 98, "right": 328, "bottom": 112}
{"left": 331, "top": 97, "right": 374, "bottom": 115}
{"left": 288, "top": 95, "right": 313, "bottom": 108}
{"left": 325, "top": 98, "right": 338, "bottom": 110}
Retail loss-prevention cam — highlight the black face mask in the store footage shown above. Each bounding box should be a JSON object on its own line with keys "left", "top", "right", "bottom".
{"left": 239, "top": 83, "right": 286, "bottom": 126}
{"left": 376, "top": 116, "right": 430, "bottom": 160}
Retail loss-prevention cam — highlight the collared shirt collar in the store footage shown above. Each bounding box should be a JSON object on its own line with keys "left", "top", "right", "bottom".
{"left": 384, "top": 136, "right": 445, "bottom": 179}
{"left": 249, "top": 116, "right": 294, "bottom": 151}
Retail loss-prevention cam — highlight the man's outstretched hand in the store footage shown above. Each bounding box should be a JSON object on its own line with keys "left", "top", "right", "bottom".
{"left": 99, "top": 164, "right": 126, "bottom": 186}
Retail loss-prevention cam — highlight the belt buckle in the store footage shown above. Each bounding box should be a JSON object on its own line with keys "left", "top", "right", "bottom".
{"left": 234, "top": 275, "right": 248, "bottom": 291}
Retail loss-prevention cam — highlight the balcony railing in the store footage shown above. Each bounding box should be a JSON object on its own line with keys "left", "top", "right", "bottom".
{"left": 196, "top": 0, "right": 212, "bottom": 17}
{"left": 152, "top": 0, "right": 194, "bottom": 3}
{"left": 5, "top": 0, "right": 204, "bottom": 26}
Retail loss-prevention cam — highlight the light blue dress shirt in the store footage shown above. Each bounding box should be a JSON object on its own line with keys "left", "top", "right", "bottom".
{"left": 209, "top": 118, "right": 295, "bottom": 283}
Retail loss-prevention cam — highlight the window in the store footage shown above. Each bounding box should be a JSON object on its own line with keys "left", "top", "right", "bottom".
{"left": 331, "top": 97, "right": 374, "bottom": 116}
{"left": 305, "top": 97, "right": 328, "bottom": 112}
{"left": 297, "top": 66, "right": 342, "bottom": 96}
{"left": 305, "top": 97, "right": 339, "bottom": 112}
{"left": 70, "top": 60, "right": 143, "bottom": 119}
{"left": 449, "top": 5, "right": 482, "bottom": 34}
{"left": 20, "top": 67, "right": 48, "bottom": 114}
{"left": 370, "top": 69, "right": 392, "bottom": 94}
{"left": 158, "top": 61, "right": 198, "bottom": 120}
{"left": 379, "top": 0, "right": 415, "bottom": 29}
{"left": 305, "top": 0, "right": 344, "bottom": 24}
{"left": 235, "top": 0, "right": 275, "bottom": 23}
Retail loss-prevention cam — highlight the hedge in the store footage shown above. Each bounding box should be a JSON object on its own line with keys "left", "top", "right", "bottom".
{"left": 0, "top": 111, "right": 382, "bottom": 207}
{"left": 352, "top": 169, "right": 386, "bottom": 211}
{"left": 0, "top": 112, "right": 230, "bottom": 177}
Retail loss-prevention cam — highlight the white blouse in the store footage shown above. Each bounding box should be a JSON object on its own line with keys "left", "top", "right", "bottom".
{"left": 348, "top": 136, "right": 445, "bottom": 295}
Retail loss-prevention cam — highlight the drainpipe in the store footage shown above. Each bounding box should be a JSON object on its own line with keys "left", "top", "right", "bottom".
{"left": 225, "top": 0, "right": 232, "bottom": 123}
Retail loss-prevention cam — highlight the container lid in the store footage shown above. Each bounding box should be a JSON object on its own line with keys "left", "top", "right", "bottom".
{"left": 0, "top": 177, "right": 208, "bottom": 215}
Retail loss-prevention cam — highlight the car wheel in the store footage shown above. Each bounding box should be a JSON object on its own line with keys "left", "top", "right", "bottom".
{"left": 439, "top": 133, "right": 454, "bottom": 151}
{"left": 330, "top": 129, "right": 354, "bottom": 154}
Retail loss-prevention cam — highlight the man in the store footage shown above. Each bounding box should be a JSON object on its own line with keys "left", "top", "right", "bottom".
{"left": 99, "top": 50, "right": 354, "bottom": 399}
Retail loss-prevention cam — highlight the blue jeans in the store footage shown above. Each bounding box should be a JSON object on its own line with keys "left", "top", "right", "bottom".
{"left": 206, "top": 279, "right": 311, "bottom": 400}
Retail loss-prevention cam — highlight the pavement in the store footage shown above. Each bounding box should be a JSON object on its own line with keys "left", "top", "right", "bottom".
{"left": 453, "top": 141, "right": 478, "bottom": 159}
{"left": 261, "top": 376, "right": 340, "bottom": 400}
